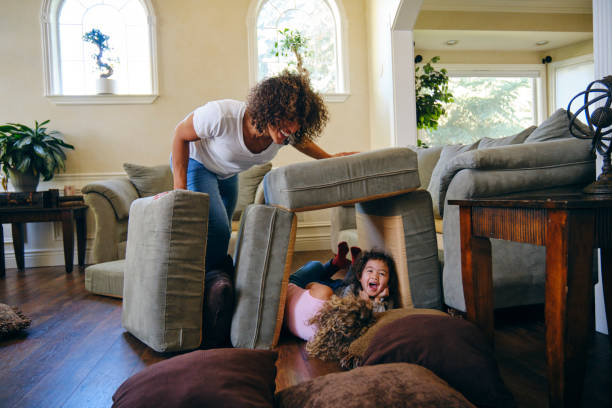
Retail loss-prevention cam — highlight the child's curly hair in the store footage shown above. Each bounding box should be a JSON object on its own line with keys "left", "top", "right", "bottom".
{"left": 305, "top": 294, "right": 377, "bottom": 368}
{"left": 246, "top": 71, "right": 329, "bottom": 145}
{"left": 337, "top": 250, "right": 400, "bottom": 307}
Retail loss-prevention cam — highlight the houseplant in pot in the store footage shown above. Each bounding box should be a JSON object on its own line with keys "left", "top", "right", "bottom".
{"left": 0, "top": 120, "right": 75, "bottom": 192}
{"left": 83, "top": 28, "right": 117, "bottom": 94}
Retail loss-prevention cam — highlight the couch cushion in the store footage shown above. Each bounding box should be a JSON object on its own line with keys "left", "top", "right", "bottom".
{"left": 84, "top": 259, "right": 125, "bottom": 298}
{"left": 362, "top": 314, "right": 515, "bottom": 408}
{"left": 275, "top": 363, "right": 476, "bottom": 408}
{"left": 524, "top": 108, "right": 573, "bottom": 143}
{"left": 416, "top": 145, "right": 443, "bottom": 191}
{"left": 121, "top": 190, "right": 209, "bottom": 352}
{"left": 112, "top": 349, "right": 277, "bottom": 408}
{"left": 264, "top": 148, "right": 419, "bottom": 212}
{"left": 233, "top": 162, "right": 272, "bottom": 221}
{"left": 478, "top": 125, "right": 537, "bottom": 148}
{"left": 123, "top": 163, "right": 173, "bottom": 198}
{"left": 82, "top": 178, "right": 139, "bottom": 221}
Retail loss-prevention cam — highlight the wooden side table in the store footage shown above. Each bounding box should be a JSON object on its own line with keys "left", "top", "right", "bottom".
{"left": 0, "top": 204, "right": 88, "bottom": 277}
{"left": 449, "top": 191, "right": 611, "bottom": 408}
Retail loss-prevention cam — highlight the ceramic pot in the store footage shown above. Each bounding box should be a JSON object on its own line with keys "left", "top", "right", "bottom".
{"left": 8, "top": 168, "right": 40, "bottom": 192}
{"left": 96, "top": 78, "right": 116, "bottom": 95}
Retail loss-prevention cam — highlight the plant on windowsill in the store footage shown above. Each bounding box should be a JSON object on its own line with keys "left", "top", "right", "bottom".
{"left": 272, "top": 28, "right": 312, "bottom": 78}
{"left": 0, "top": 120, "right": 75, "bottom": 192}
{"left": 83, "top": 28, "right": 117, "bottom": 95}
{"left": 415, "top": 56, "right": 453, "bottom": 147}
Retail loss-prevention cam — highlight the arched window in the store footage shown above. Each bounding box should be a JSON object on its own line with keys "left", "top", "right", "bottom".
{"left": 247, "top": 0, "right": 349, "bottom": 101}
{"left": 41, "top": 0, "right": 158, "bottom": 104}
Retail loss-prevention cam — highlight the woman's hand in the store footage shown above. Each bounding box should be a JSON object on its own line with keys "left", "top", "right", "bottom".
{"left": 331, "top": 151, "right": 359, "bottom": 158}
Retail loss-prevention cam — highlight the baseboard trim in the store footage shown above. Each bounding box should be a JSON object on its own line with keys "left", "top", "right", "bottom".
{"left": 2, "top": 247, "right": 92, "bottom": 269}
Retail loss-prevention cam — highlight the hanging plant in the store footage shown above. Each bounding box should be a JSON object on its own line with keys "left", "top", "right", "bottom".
{"left": 83, "top": 28, "right": 115, "bottom": 78}
{"left": 415, "top": 56, "right": 453, "bottom": 145}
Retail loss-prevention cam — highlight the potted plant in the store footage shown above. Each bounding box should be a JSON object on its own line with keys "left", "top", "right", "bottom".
{"left": 0, "top": 120, "right": 75, "bottom": 192}
{"left": 83, "top": 28, "right": 116, "bottom": 94}
{"left": 272, "top": 28, "right": 311, "bottom": 78}
{"left": 415, "top": 56, "right": 453, "bottom": 147}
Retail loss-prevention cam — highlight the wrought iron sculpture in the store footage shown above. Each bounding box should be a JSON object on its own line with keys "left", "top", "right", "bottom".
{"left": 567, "top": 76, "right": 612, "bottom": 194}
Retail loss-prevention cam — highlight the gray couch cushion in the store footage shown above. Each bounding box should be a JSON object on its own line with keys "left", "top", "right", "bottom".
{"left": 85, "top": 259, "right": 125, "bottom": 298}
{"left": 123, "top": 163, "right": 174, "bottom": 198}
{"left": 82, "top": 178, "right": 139, "bottom": 221}
{"left": 233, "top": 162, "right": 272, "bottom": 221}
{"left": 231, "top": 204, "right": 296, "bottom": 349}
{"left": 416, "top": 146, "right": 443, "bottom": 191}
{"left": 122, "top": 190, "right": 209, "bottom": 352}
{"left": 524, "top": 108, "right": 572, "bottom": 143}
{"left": 478, "top": 125, "right": 537, "bottom": 148}
{"left": 264, "top": 148, "right": 420, "bottom": 211}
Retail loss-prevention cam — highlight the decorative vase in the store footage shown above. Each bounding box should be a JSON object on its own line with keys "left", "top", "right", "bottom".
{"left": 8, "top": 168, "right": 40, "bottom": 192}
{"left": 95, "top": 78, "right": 116, "bottom": 95}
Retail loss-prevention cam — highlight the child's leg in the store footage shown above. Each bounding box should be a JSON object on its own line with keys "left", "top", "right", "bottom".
{"left": 289, "top": 261, "right": 328, "bottom": 288}
{"left": 307, "top": 282, "right": 334, "bottom": 300}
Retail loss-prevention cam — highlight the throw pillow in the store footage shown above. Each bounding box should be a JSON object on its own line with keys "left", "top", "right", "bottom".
{"left": 362, "top": 315, "right": 515, "bottom": 408}
{"left": 478, "top": 125, "right": 537, "bottom": 149}
{"left": 232, "top": 163, "right": 272, "bottom": 221}
{"left": 112, "top": 349, "right": 278, "bottom": 408}
{"left": 275, "top": 363, "right": 476, "bottom": 408}
{"left": 0, "top": 303, "right": 31, "bottom": 339}
{"left": 523, "top": 108, "right": 572, "bottom": 143}
{"left": 123, "top": 163, "right": 173, "bottom": 198}
{"left": 344, "top": 307, "right": 448, "bottom": 368}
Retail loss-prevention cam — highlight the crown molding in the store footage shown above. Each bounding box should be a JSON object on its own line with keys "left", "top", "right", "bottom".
{"left": 420, "top": 0, "right": 591, "bottom": 14}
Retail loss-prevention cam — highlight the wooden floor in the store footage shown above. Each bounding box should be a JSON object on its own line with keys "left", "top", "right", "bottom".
{"left": 1, "top": 250, "right": 610, "bottom": 408}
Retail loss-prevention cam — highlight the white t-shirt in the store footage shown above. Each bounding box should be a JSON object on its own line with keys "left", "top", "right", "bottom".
{"left": 188, "top": 99, "right": 283, "bottom": 179}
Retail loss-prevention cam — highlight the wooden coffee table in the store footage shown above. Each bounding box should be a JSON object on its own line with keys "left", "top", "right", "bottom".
{"left": 449, "top": 189, "right": 611, "bottom": 408}
{"left": 0, "top": 203, "right": 87, "bottom": 277}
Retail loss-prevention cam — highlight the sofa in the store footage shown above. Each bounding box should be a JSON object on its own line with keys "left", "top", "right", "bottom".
{"left": 81, "top": 162, "right": 271, "bottom": 297}
{"left": 331, "top": 109, "right": 596, "bottom": 311}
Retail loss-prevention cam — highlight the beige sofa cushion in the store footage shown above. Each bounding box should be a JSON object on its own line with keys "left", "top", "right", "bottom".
{"left": 123, "top": 163, "right": 173, "bottom": 197}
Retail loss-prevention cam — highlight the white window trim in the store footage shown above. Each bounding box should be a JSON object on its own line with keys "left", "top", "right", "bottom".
{"left": 246, "top": 0, "right": 350, "bottom": 103}
{"left": 40, "top": 0, "right": 159, "bottom": 105}
{"left": 435, "top": 63, "right": 547, "bottom": 124}
{"left": 547, "top": 54, "right": 594, "bottom": 116}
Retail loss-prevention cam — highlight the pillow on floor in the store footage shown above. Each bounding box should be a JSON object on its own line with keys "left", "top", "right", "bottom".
{"left": 275, "top": 363, "right": 476, "bottom": 408}
{"left": 123, "top": 163, "right": 173, "bottom": 197}
{"left": 362, "top": 314, "right": 515, "bottom": 408}
{"left": 112, "top": 349, "right": 277, "bottom": 408}
{"left": 0, "top": 303, "right": 31, "bottom": 339}
{"left": 343, "top": 307, "right": 448, "bottom": 368}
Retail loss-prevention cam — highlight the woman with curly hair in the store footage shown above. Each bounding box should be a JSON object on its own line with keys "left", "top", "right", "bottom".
{"left": 284, "top": 249, "right": 399, "bottom": 341}
{"left": 171, "top": 72, "right": 355, "bottom": 272}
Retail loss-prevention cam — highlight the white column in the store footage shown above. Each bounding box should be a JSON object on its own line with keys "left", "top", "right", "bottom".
{"left": 592, "top": 0, "right": 610, "bottom": 334}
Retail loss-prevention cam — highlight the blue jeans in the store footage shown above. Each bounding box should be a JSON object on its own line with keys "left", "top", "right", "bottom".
{"left": 186, "top": 159, "right": 238, "bottom": 272}
{"left": 289, "top": 259, "right": 343, "bottom": 291}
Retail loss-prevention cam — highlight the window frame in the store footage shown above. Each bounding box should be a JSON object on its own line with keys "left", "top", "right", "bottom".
{"left": 246, "top": 0, "right": 350, "bottom": 102}
{"left": 547, "top": 54, "right": 594, "bottom": 116}
{"left": 40, "top": 0, "right": 159, "bottom": 105}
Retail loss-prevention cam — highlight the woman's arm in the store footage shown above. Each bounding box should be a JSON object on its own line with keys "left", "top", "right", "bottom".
{"left": 171, "top": 113, "right": 200, "bottom": 189}
{"left": 294, "top": 140, "right": 358, "bottom": 159}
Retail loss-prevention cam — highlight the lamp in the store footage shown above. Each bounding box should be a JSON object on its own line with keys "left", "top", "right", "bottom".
{"left": 567, "top": 76, "right": 612, "bottom": 194}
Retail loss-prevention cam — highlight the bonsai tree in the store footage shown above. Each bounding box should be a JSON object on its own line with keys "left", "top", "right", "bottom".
{"left": 0, "top": 120, "right": 75, "bottom": 191}
{"left": 83, "top": 28, "right": 114, "bottom": 78}
{"left": 272, "top": 28, "right": 311, "bottom": 77}
{"left": 415, "top": 56, "right": 453, "bottom": 147}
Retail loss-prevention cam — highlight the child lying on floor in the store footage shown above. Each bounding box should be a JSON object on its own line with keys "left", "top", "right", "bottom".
{"left": 284, "top": 243, "right": 399, "bottom": 341}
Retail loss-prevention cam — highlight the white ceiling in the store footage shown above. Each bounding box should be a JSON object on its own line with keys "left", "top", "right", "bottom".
{"left": 414, "top": 30, "right": 593, "bottom": 52}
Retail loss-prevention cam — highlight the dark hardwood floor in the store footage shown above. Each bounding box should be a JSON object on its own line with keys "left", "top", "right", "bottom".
{"left": 1, "top": 250, "right": 610, "bottom": 407}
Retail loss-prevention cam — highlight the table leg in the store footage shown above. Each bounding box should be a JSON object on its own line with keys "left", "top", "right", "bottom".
{"left": 11, "top": 222, "right": 25, "bottom": 271}
{"left": 61, "top": 210, "right": 75, "bottom": 273}
{"left": 545, "top": 209, "right": 594, "bottom": 408}
{"left": 0, "top": 224, "right": 4, "bottom": 278}
{"left": 75, "top": 209, "right": 86, "bottom": 269}
{"left": 601, "top": 248, "right": 611, "bottom": 347}
{"left": 458, "top": 206, "right": 494, "bottom": 342}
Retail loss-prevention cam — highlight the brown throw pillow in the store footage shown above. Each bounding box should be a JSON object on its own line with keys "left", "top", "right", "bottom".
{"left": 112, "top": 349, "right": 277, "bottom": 408}
{"left": 0, "top": 303, "right": 31, "bottom": 339}
{"left": 275, "top": 363, "right": 476, "bottom": 408}
{"left": 362, "top": 315, "right": 515, "bottom": 408}
{"left": 345, "top": 307, "right": 448, "bottom": 368}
